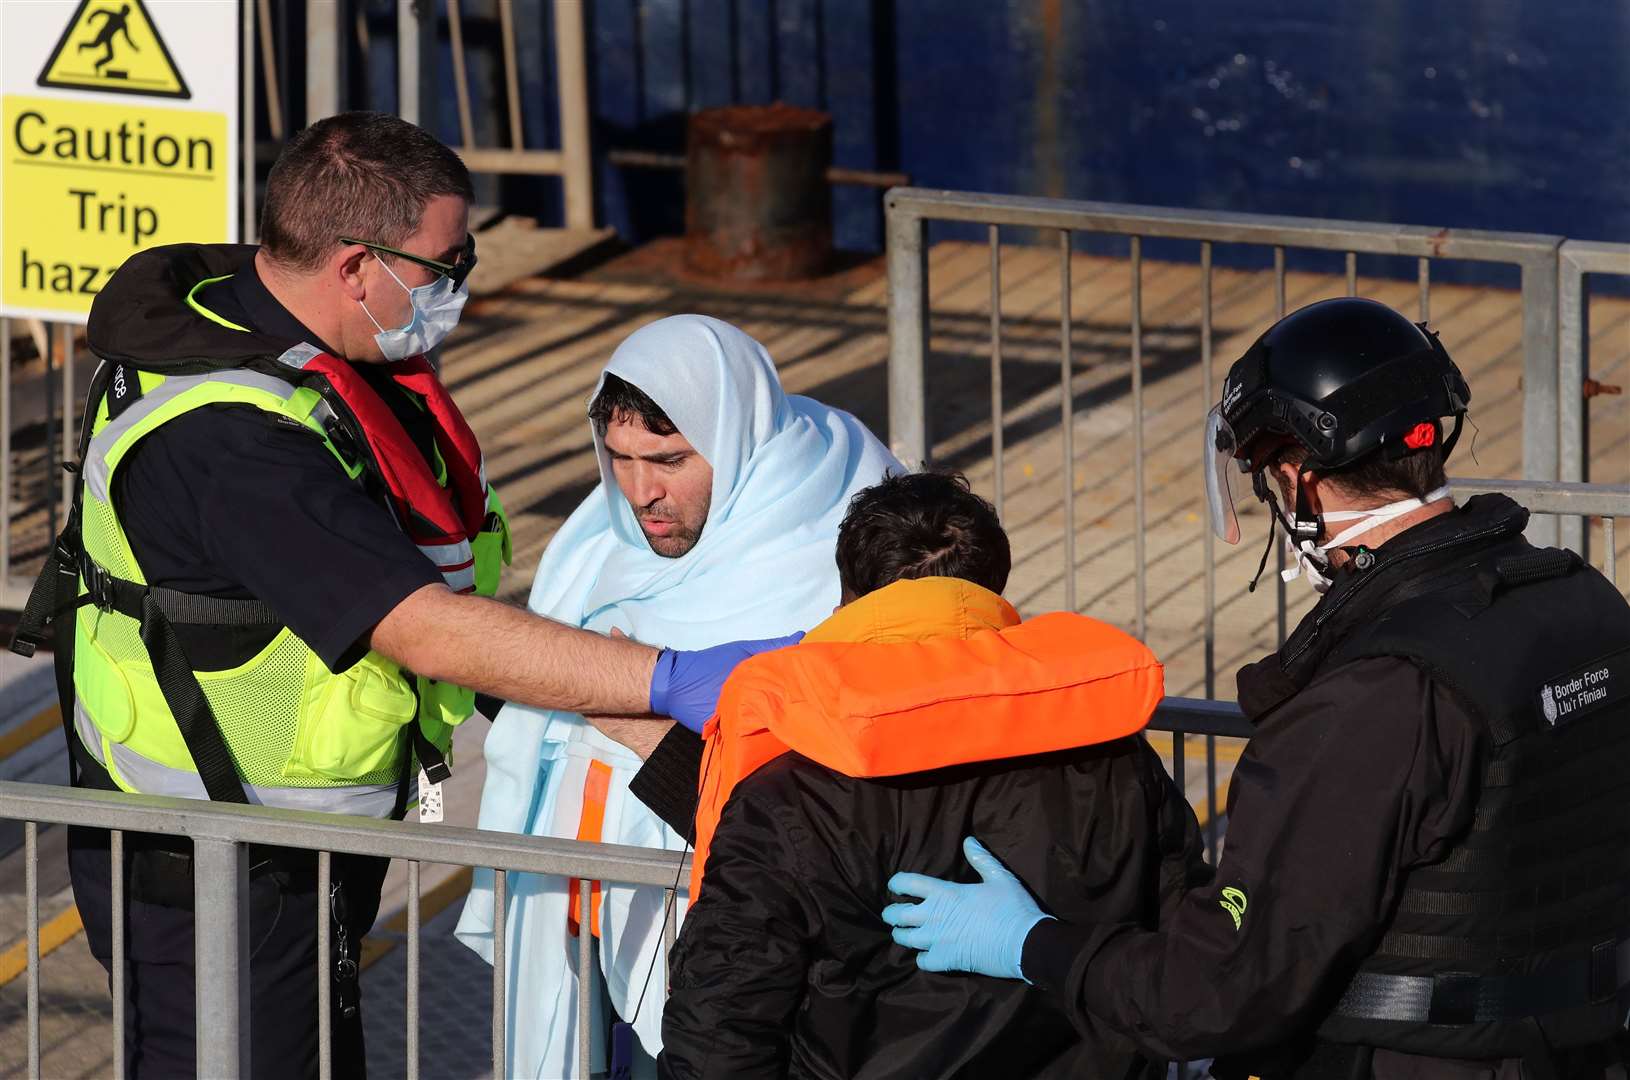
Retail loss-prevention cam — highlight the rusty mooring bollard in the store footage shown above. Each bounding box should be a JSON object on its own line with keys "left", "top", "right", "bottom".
{"left": 685, "top": 104, "right": 833, "bottom": 281}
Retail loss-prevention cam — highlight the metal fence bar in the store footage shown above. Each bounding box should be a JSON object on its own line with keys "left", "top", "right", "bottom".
{"left": 577, "top": 878, "right": 592, "bottom": 1080}
{"left": 317, "top": 849, "right": 332, "bottom": 1080}
{"left": 989, "top": 225, "right": 1005, "bottom": 520}
{"left": 1274, "top": 247, "right": 1287, "bottom": 647}
{"left": 194, "top": 837, "right": 250, "bottom": 1080}
{"left": 1447, "top": 478, "right": 1630, "bottom": 517}
{"left": 26, "top": 820, "right": 39, "bottom": 1080}
{"left": 60, "top": 325, "right": 74, "bottom": 520}
{"left": 663, "top": 888, "right": 677, "bottom": 996}
{"left": 446, "top": 0, "right": 476, "bottom": 150}
{"left": 885, "top": 197, "right": 929, "bottom": 466}
{"left": 305, "top": 0, "right": 340, "bottom": 121}
{"left": 1131, "top": 236, "right": 1146, "bottom": 640}
{"left": 1345, "top": 251, "right": 1357, "bottom": 296}
{"left": 254, "top": 0, "right": 281, "bottom": 142}
{"left": 1520, "top": 253, "right": 1564, "bottom": 548}
{"left": 554, "top": 0, "right": 596, "bottom": 229}
{"left": 1606, "top": 516, "right": 1617, "bottom": 588}
{"left": 1557, "top": 247, "right": 1589, "bottom": 556}
{"left": 883, "top": 189, "right": 1563, "bottom": 260}
{"left": 111, "top": 829, "right": 126, "bottom": 1079}
{"left": 406, "top": 860, "right": 421, "bottom": 1080}
{"left": 497, "top": 0, "right": 525, "bottom": 150}
{"left": 2, "top": 320, "right": 13, "bottom": 607}
{"left": 493, "top": 868, "right": 508, "bottom": 1078}
{"left": 243, "top": 0, "right": 258, "bottom": 244}
{"left": 1060, "top": 230, "right": 1076, "bottom": 612}
{"left": 0, "top": 785, "right": 694, "bottom": 884}
{"left": 1418, "top": 258, "right": 1430, "bottom": 320}
{"left": 1201, "top": 244, "right": 1215, "bottom": 700}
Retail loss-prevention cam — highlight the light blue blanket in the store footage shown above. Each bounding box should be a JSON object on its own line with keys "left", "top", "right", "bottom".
{"left": 455, "top": 315, "right": 897, "bottom": 1077}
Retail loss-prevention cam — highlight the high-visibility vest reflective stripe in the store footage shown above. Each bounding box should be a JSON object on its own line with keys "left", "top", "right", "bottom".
{"left": 74, "top": 354, "right": 510, "bottom": 815}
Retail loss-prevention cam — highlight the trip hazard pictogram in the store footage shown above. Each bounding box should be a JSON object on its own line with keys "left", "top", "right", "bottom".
{"left": 35, "top": 0, "right": 191, "bottom": 100}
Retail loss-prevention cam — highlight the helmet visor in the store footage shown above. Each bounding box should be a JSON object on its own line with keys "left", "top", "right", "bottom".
{"left": 1205, "top": 405, "right": 1245, "bottom": 544}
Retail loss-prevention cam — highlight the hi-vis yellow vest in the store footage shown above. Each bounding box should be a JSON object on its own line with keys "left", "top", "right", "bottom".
{"left": 72, "top": 356, "right": 511, "bottom": 818}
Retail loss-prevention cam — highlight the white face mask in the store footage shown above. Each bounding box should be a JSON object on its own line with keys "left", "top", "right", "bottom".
{"left": 1282, "top": 485, "right": 1453, "bottom": 593}
{"left": 359, "top": 253, "right": 468, "bottom": 361}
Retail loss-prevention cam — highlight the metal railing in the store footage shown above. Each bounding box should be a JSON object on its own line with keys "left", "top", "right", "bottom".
{"left": 886, "top": 187, "right": 1584, "bottom": 554}
{"left": 884, "top": 188, "right": 1628, "bottom": 681}
{"left": 1557, "top": 240, "right": 1630, "bottom": 555}
{"left": 0, "top": 780, "right": 685, "bottom": 1080}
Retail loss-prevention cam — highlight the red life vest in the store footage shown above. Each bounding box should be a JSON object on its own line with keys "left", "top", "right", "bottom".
{"left": 284, "top": 349, "right": 491, "bottom": 593}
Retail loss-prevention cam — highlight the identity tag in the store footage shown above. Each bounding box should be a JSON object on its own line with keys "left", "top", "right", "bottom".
{"left": 418, "top": 767, "right": 444, "bottom": 823}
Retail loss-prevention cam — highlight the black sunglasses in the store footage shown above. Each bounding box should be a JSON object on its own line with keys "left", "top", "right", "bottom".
{"left": 338, "top": 233, "right": 478, "bottom": 289}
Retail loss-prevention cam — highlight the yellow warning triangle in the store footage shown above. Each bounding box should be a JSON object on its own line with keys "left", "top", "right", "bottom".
{"left": 36, "top": 0, "right": 191, "bottom": 100}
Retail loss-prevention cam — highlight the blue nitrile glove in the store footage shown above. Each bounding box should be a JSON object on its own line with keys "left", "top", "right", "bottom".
{"left": 882, "top": 836, "right": 1051, "bottom": 981}
{"left": 650, "top": 632, "right": 806, "bottom": 733}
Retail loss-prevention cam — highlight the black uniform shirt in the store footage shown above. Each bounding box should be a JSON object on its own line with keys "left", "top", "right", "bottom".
{"left": 1024, "top": 655, "right": 1485, "bottom": 1064}
{"left": 113, "top": 259, "right": 443, "bottom": 673}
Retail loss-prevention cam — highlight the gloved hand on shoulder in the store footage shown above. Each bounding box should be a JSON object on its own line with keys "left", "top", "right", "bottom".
{"left": 882, "top": 836, "right": 1051, "bottom": 981}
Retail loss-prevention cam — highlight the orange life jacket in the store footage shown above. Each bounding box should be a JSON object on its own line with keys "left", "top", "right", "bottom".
{"left": 690, "top": 576, "right": 1165, "bottom": 897}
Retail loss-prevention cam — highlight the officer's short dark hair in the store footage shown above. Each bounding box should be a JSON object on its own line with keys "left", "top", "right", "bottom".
{"left": 588, "top": 374, "right": 678, "bottom": 436}
{"left": 1282, "top": 435, "right": 1448, "bottom": 501}
{"left": 835, "top": 471, "right": 1011, "bottom": 601}
{"left": 260, "top": 111, "right": 474, "bottom": 273}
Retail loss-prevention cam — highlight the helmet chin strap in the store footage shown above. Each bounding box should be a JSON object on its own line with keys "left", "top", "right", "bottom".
{"left": 1246, "top": 465, "right": 1324, "bottom": 593}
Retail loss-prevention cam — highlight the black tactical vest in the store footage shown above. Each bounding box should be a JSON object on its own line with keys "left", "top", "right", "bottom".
{"left": 1236, "top": 495, "right": 1630, "bottom": 1074}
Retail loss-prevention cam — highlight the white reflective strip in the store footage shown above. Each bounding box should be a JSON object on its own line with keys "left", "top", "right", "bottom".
{"left": 441, "top": 565, "right": 476, "bottom": 593}
{"left": 76, "top": 702, "right": 399, "bottom": 818}
{"left": 86, "top": 369, "right": 302, "bottom": 502}
{"left": 273, "top": 342, "right": 323, "bottom": 371}
{"left": 418, "top": 538, "right": 473, "bottom": 565}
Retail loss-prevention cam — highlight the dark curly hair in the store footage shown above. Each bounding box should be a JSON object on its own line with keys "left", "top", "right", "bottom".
{"left": 835, "top": 471, "right": 1010, "bottom": 600}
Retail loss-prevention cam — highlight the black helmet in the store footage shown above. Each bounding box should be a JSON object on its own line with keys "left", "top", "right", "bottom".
{"left": 1206, "top": 297, "right": 1470, "bottom": 545}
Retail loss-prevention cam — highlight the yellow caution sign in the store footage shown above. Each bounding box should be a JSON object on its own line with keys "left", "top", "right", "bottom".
{"left": 36, "top": 0, "right": 190, "bottom": 100}
{"left": 2, "top": 95, "right": 227, "bottom": 317}
{"left": 0, "top": 0, "right": 236, "bottom": 322}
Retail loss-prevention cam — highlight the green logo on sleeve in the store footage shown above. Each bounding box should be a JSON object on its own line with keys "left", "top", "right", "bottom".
{"left": 1219, "top": 886, "right": 1248, "bottom": 931}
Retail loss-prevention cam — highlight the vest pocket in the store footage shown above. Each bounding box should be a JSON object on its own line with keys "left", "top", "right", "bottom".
{"left": 74, "top": 612, "right": 136, "bottom": 743}
{"left": 285, "top": 656, "right": 416, "bottom": 782}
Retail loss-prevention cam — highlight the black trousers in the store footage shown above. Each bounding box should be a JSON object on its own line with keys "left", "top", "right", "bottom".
{"left": 68, "top": 824, "right": 388, "bottom": 1080}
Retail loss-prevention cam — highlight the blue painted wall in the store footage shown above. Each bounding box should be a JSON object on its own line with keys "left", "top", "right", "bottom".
{"left": 357, "top": 1, "right": 1630, "bottom": 274}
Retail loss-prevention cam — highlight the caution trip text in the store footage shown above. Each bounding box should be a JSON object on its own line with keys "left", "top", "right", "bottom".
{"left": 3, "top": 94, "right": 227, "bottom": 317}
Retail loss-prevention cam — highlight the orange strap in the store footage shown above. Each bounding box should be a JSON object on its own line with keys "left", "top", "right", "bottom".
{"left": 567, "top": 760, "right": 613, "bottom": 938}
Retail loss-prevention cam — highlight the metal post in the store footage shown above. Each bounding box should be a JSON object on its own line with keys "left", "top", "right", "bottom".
{"left": 1557, "top": 251, "right": 1588, "bottom": 556}
{"left": 242, "top": 0, "right": 259, "bottom": 244}
{"left": 1131, "top": 237, "right": 1146, "bottom": 640}
{"left": 26, "top": 821, "right": 39, "bottom": 1080}
{"left": 494, "top": 869, "right": 508, "bottom": 1079}
{"left": 407, "top": 860, "right": 420, "bottom": 1080}
{"left": 554, "top": 0, "right": 596, "bottom": 229}
{"left": 193, "top": 837, "right": 251, "bottom": 1080}
{"left": 43, "top": 324, "right": 56, "bottom": 543}
{"left": 886, "top": 199, "right": 929, "bottom": 467}
{"left": 112, "top": 830, "right": 127, "bottom": 1080}
{"left": 498, "top": 0, "right": 525, "bottom": 149}
{"left": 305, "top": 0, "right": 342, "bottom": 123}
{"left": 2, "top": 319, "right": 12, "bottom": 598}
{"left": 1605, "top": 516, "right": 1617, "bottom": 588}
{"left": 663, "top": 889, "right": 677, "bottom": 996}
{"left": 1345, "top": 251, "right": 1357, "bottom": 296}
{"left": 1201, "top": 243, "right": 1215, "bottom": 701}
{"left": 396, "top": 0, "right": 428, "bottom": 125}
{"left": 317, "top": 850, "right": 332, "bottom": 1080}
{"left": 1520, "top": 249, "right": 1563, "bottom": 548}
{"left": 989, "top": 225, "right": 1004, "bottom": 520}
{"left": 1418, "top": 258, "right": 1430, "bottom": 321}
{"left": 60, "top": 324, "right": 74, "bottom": 520}
{"left": 577, "top": 877, "right": 593, "bottom": 1079}
{"left": 1060, "top": 230, "right": 1076, "bottom": 613}
{"left": 1273, "top": 248, "right": 1287, "bottom": 646}
{"left": 446, "top": 0, "right": 475, "bottom": 149}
